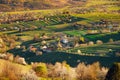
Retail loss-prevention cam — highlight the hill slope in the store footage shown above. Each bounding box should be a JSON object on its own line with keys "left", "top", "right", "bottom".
{"left": 0, "top": 0, "right": 86, "bottom": 11}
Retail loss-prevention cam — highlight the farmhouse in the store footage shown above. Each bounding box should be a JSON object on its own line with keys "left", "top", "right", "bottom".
{"left": 36, "top": 51, "right": 43, "bottom": 56}
{"left": 28, "top": 45, "right": 37, "bottom": 52}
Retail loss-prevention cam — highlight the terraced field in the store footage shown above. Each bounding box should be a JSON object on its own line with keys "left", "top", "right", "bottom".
{"left": 67, "top": 41, "right": 120, "bottom": 55}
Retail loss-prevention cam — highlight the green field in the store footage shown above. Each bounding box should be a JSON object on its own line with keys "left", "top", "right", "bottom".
{"left": 66, "top": 41, "right": 120, "bottom": 55}
{"left": 85, "top": 32, "right": 120, "bottom": 42}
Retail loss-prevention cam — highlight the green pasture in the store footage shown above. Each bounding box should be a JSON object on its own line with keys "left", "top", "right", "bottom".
{"left": 72, "top": 13, "right": 120, "bottom": 21}
{"left": 64, "top": 30, "right": 87, "bottom": 36}
{"left": 66, "top": 41, "right": 120, "bottom": 55}
{"left": 84, "top": 32, "right": 120, "bottom": 42}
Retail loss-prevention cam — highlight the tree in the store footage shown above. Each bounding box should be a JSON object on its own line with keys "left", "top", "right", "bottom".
{"left": 105, "top": 63, "right": 120, "bottom": 80}
{"left": 109, "top": 38, "right": 114, "bottom": 43}
{"left": 33, "top": 63, "right": 48, "bottom": 77}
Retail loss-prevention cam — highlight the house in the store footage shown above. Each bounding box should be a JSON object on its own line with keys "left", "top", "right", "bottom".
{"left": 42, "top": 45, "right": 47, "bottom": 50}
{"left": 15, "top": 45, "right": 21, "bottom": 49}
{"left": 60, "top": 35, "right": 69, "bottom": 44}
{"left": 36, "top": 51, "right": 43, "bottom": 56}
{"left": 45, "top": 48, "right": 53, "bottom": 53}
{"left": 14, "top": 27, "right": 19, "bottom": 30}
{"left": 41, "top": 45, "right": 54, "bottom": 53}
{"left": 28, "top": 45, "right": 37, "bottom": 52}
{"left": 3, "top": 28, "right": 7, "bottom": 31}
{"left": 61, "top": 39, "right": 69, "bottom": 44}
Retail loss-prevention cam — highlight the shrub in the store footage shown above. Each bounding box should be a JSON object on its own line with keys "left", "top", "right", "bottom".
{"left": 21, "top": 70, "right": 39, "bottom": 80}
{"left": 76, "top": 62, "right": 108, "bottom": 80}
{"left": 33, "top": 63, "right": 48, "bottom": 77}
{"left": 0, "top": 61, "right": 22, "bottom": 80}
{"left": 96, "top": 40, "right": 103, "bottom": 45}
{"left": 109, "top": 38, "right": 114, "bottom": 43}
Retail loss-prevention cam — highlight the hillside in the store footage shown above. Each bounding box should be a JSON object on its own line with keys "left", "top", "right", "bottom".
{"left": 0, "top": 59, "right": 31, "bottom": 74}
{"left": 0, "top": 0, "right": 120, "bottom": 80}
{"left": 0, "top": 0, "right": 86, "bottom": 11}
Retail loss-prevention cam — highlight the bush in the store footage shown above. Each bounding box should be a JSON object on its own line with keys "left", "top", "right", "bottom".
{"left": 21, "top": 70, "right": 39, "bottom": 80}
{"left": 33, "top": 63, "right": 48, "bottom": 77}
{"left": 76, "top": 62, "right": 108, "bottom": 80}
{"left": 0, "top": 61, "right": 22, "bottom": 80}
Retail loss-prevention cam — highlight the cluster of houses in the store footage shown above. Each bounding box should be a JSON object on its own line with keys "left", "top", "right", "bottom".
{"left": 15, "top": 33, "right": 104, "bottom": 55}
{"left": 16, "top": 32, "right": 120, "bottom": 57}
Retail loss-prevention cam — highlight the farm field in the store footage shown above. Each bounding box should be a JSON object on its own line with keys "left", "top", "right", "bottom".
{"left": 66, "top": 41, "right": 120, "bottom": 55}
{"left": 0, "top": 5, "right": 120, "bottom": 66}
{"left": 0, "top": 0, "right": 120, "bottom": 79}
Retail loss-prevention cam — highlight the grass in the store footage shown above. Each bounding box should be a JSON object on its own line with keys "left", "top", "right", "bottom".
{"left": 64, "top": 30, "right": 87, "bottom": 36}
{"left": 72, "top": 12, "right": 120, "bottom": 21}
{"left": 108, "top": 6, "right": 120, "bottom": 11}
{"left": 0, "top": 59, "right": 31, "bottom": 74}
{"left": 5, "top": 8, "right": 64, "bottom": 15}
{"left": 67, "top": 41, "right": 120, "bottom": 55}
{"left": 25, "top": 52, "right": 120, "bottom": 68}
{"left": 86, "top": 0, "right": 120, "bottom": 7}
{"left": 8, "top": 47, "right": 120, "bottom": 68}
{"left": 84, "top": 32, "right": 120, "bottom": 42}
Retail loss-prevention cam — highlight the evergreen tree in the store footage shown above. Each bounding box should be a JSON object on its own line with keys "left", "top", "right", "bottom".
{"left": 105, "top": 63, "right": 120, "bottom": 80}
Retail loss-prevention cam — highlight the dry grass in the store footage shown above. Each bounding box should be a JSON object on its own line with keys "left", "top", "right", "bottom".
{"left": 0, "top": 59, "right": 31, "bottom": 75}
